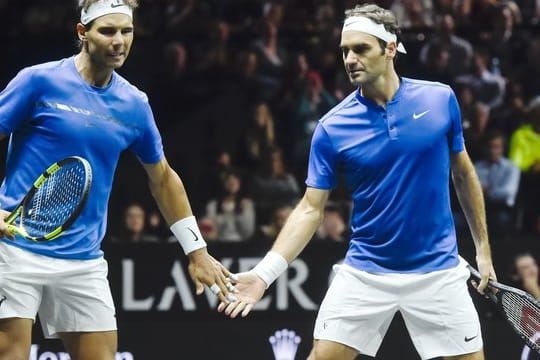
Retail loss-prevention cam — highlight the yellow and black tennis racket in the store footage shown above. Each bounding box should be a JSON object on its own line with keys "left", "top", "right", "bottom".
{"left": 4, "top": 156, "right": 92, "bottom": 241}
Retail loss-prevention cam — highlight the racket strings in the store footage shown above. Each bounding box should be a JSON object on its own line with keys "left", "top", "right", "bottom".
{"left": 501, "top": 292, "right": 540, "bottom": 351}
{"left": 23, "top": 162, "right": 87, "bottom": 236}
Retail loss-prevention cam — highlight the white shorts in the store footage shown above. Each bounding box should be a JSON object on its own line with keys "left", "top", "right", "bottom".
{"left": 313, "top": 257, "right": 482, "bottom": 360}
{"left": 0, "top": 241, "right": 117, "bottom": 338}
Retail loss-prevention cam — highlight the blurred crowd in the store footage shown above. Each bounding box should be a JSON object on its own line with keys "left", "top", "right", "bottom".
{"left": 1, "top": 0, "right": 540, "bottom": 285}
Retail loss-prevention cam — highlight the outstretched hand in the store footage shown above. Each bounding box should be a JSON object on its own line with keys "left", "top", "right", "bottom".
{"left": 187, "top": 249, "right": 236, "bottom": 304}
{"left": 217, "top": 271, "right": 266, "bottom": 318}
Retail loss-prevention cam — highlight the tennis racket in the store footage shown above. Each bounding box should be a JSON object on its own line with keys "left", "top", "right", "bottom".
{"left": 4, "top": 156, "right": 92, "bottom": 242}
{"left": 468, "top": 265, "right": 540, "bottom": 354}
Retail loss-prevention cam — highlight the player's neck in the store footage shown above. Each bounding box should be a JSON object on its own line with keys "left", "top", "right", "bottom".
{"left": 74, "top": 53, "right": 114, "bottom": 88}
{"left": 360, "top": 70, "right": 400, "bottom": 108}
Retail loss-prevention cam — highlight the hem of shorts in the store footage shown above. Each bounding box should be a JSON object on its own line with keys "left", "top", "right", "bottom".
{"left": 313, "top": 333, "right": 376, "bottom": 357}
{"left": 2, "top": 240, "right": 103, "bottom": 261}
{"left": 420, "top": 342, "right": 483, "bottom": 360}
{"left": 0, "top": 314, "right": 36, "bottom": 322}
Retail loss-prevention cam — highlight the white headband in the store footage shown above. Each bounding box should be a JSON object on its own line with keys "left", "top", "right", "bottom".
{"left": 342, "top": 16, "right": 407, "bottom": 54}
{"left": 81, "top": 0, "right": 133, "bottom": 25}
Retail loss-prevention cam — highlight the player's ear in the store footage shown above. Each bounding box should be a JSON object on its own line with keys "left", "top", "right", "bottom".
{"left": 77, "top": 23, "right": 87, "bottom": 42}
{"left": 387, "top": 43, "right": 397, "bottom": 58}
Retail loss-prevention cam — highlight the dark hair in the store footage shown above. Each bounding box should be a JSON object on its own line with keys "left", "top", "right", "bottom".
{"left": 344, "top": 3, "right": 402, "bottom": 57}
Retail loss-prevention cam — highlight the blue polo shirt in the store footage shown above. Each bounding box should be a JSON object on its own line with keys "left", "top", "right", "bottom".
{"left": 0, "top": 56, "right": 164, "bottom": 259}
{"left": 307, "top": 78, "right": 463, "bottom": 273}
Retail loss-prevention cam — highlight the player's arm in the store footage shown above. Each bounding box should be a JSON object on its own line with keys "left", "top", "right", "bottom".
{"left": 142, "top": 157, "right": 234, "bottom": 303}
{"left": 268, "top": 187, "right": 329, "bottom": 262}
{"left": 451, "top": 149, "right": 496, "bottom": 292}
{"left": 218, "top": 187, "right": 329, "bottom": 318}
{"left": 0, "top": 132, "right": 13, "bottom": 240}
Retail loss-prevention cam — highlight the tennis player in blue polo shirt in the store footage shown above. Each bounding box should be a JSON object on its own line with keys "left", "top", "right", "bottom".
{"left": 220, "top": 3, "right": 496, "bottom": 360}
{"left": 0, "top": 1, "right": 235, "bottom": 359}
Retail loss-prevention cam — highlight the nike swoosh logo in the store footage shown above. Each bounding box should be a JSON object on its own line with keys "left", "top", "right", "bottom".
{"left": 111, "top": 2, "right": 125, "bottom": 8}
{"left": 464, "top": 335, "right": 478, "bottom": 342}
{"left": 0, "top": 295, "right": 6, "bottom": 307}
{"left": 413, "top": 110, "right": 430, "bottom": 119}
{"left": 187, "top": 228, "right": 199, "bottom": 241}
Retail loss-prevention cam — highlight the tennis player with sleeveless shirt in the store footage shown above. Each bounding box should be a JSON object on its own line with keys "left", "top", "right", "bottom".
{"left": 0, "top": 1, "right": 235, "bottom": 359}
{"left": 220, "top": 4, "right": 496, "bottom": 360}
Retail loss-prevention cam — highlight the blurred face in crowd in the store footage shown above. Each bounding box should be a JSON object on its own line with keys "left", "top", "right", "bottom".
{"left": 224, "top": 174, "right": 241, "bottom": 195}
{"left": 255, "top": 103, "right": 271, "bottom": 127}
{"left": 487, "top": 136, "right": 504, "bottom": 163}
{"left": 341, "top": 31, "right": 388, "bottom": 87}
{"left": 125, "top": 204, "right": 145, "bottom": 233}
{"left": 514, "top": 254, "right": 539, "bottom": 283}
{"left": 78, "top": 13, "right": 134, "bottom": 70}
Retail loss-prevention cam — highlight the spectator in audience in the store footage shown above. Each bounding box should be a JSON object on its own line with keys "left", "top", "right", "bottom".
{"left": 251, "top": 146, "right": 300, "bottom": 225}
{"left": 474, "top": 130, "right": 521, "bottom": 235}
{"left": 242, "top": 102, "right": 276, "bottom": 169}
{"left": 455, "top": 82, "right": 490, "bottom": 160}
{"left": 419, "top": 13, "right": 473, "bottom": 77}
{"left": 391, "top": 0, "right": 434, "bottom": 28}
{"left": 258, "top": 204, "right": 293, "bottom": 245}
{"left": 292, "top": 70, "right": 338, "bottom": 178}
{"left": 111, "top": 203, "right": 161, "bottom": 244}
{"left": 455, "top": 47, "right": 506, "bottom": 111}
{"left": 252, "top": 19, "right": 288, "bottom": 103}
{"left": 510, "top": 252, "right": 540, "bottom": 300}
{"left": 483, "top": 2, "right": 528, "bottom": 77}
{"left": 314, "top": 203, "right": 348, "bottom": 243}
{"left": 418, "top": 42, "right": 454, "bottom": 86}
{"left": 489, "top": 80, "right": 528, "bottom": 137}
{"left": 509, "top": 97, "right": 540, "bottom": 234}
{"left": 205, "top": 172, "right": 255, "bottom": 242}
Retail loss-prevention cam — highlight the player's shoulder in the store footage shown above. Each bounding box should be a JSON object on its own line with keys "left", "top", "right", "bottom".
{"left": 319, "top": 90, "right": 361, "bottom": 124}
{"left": 402, "top": 77, "right": 454, "bottom": 95}
{"left": 113, "top": 72, "right": 149, "bottom": 103}
{"left": 17, "top": 58, "right": 71, "bottom": 81}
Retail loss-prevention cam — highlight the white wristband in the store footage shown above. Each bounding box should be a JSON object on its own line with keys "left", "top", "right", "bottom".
{"left": 170, "top": 216, "right": 207, "bottom": 255}
{"left": 252, "top": 251, "right": 288, "bottom": 289}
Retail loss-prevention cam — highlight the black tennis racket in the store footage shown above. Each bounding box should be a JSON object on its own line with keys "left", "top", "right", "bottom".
{"left": 468, "top": 265, "right": 540, "bottom": 354}
{"left": 4, "top": 156, "right": 92, "bottom": 242}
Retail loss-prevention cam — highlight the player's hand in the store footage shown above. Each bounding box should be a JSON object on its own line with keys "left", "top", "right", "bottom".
{"left": 475, "top": 253, "right": 496, "bottom": 295}
{"left": 217, "top": 271, "right": 266, "bottom": 318}
{"left": 187, "top": 248, "right": 236, "bottom": 304}
{"left": 0, "top": 209, "right": 14, "bottom": 240}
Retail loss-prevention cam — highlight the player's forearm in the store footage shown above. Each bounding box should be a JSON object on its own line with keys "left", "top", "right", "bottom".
{"left": 271, "top": 197, "right": 325, "bottom": 263}
{"left": 148, "top": 166, "right": 193, "bottom": 225}
{"left": 453, "top": 166, "right": 490, "bottom": 256}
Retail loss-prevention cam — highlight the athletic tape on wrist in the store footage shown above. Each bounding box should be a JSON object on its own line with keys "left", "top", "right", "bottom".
{"left": 252, "top": 251, "right": 288, "bottom": 289}
{"left": 170, "top": 216, "right": 207, "bottom": 255}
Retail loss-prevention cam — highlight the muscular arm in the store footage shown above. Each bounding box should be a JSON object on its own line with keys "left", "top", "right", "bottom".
{"left": 218, "top": 187, "right": 329, "bottom": 317}
{"left": 270, "top": 187, "right": 329, "bottom": 263}
{"left": 142, "top": 157, "right": 193, "bottom": 225}
{"left": 142, "top": 157, "right": 233, "bottom": 301}
{"left": 451, "top": 149, "right": 496, "bottom": 289}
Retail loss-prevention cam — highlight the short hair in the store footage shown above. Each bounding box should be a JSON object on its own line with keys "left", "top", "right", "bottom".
{"left": 344, "top": 3, "right": 402, "bottom": 55}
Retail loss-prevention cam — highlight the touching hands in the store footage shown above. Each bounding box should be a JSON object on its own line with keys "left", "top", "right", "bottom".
{"left": 217, "top": 271, "right": 266, "bottom": 318}
{"left": 187, "top": 248, "right": 236, "bottom": 304}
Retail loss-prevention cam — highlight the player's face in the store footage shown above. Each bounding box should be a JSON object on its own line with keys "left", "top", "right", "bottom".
{"left": 340, "top": 31, "right": 388, "bottom": 86}
{"left": 83, "top": 14, "right": 134, "bottom": 70}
